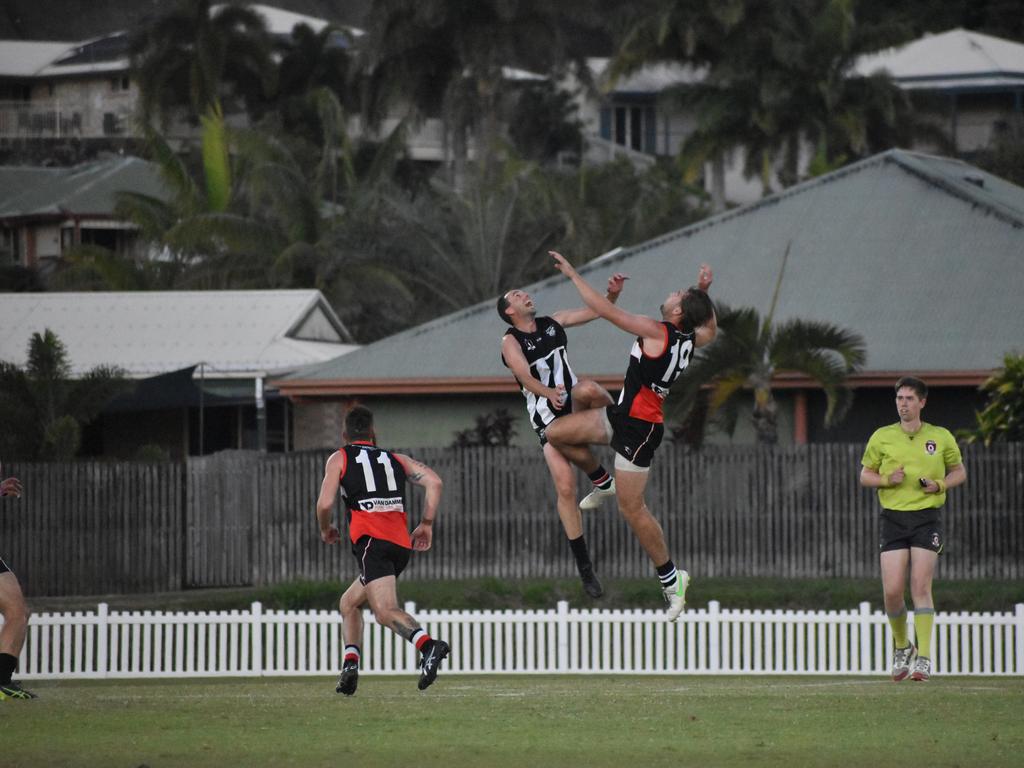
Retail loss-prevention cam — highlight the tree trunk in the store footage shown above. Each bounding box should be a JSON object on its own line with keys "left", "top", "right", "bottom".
{"left": 710, "top": 153, "right": 726, "bottom": 213}
{"left": 753, "top": 387, "right": 778, "bottom": 445}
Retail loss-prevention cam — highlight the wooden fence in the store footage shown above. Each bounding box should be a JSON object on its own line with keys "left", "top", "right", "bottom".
{"left": 17, "top": 601, "right": 1024, "bottom": 679}
{"left": 2, "top": 443, "right": 1022, "bottom": 596}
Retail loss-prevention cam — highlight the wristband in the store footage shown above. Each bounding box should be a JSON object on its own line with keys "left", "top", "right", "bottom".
{"left": 936, "top": 479, "right": 946, "bottom": 493}
{"left": 879, "top": 474, "right": 889, "bottom": 488}
{"left": 421, "top": 518, "right": 434, "bottom": 525}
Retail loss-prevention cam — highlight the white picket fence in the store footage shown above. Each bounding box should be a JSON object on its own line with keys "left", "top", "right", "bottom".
{"left": 14, "top": 601, "right": 1024, "bottom": 679}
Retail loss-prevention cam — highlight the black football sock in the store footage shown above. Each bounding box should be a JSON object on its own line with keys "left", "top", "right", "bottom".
{"left": 655, "top": 560, "right": 678, "bottom": 589}
{"left": 0, "top": 652, "right": 17, "bottom": 685}
{"left": 569, "top": 535, "right": 593, "bottom": 571}
{"left": 587, "top": 466, "right": 612, "bottom": 490}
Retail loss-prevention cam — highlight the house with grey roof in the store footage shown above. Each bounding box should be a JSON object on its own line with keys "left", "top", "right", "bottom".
{"left": 577, "top": 29, "right": 1024, "bottom": 208}
{"left": 855, "top": 28, "right": 1024, "bottom": 153}
{"left": 276, "top": 149, "right": 1023, "bottom": 449}
{"left": 0, "top": 289, "right": 356, "bottom": 458}
{"left": 0, "top": 155, "right": 165, "bottom": 269}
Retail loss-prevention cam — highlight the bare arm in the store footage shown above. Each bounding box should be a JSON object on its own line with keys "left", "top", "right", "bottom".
{"left": 551, "top": 273, "right": 628, "bottom": 328}
{"left": 694, "top": 263, "right": 717, "bottom": 347}
{"left": 502, "top": 334, "right": 568, "bottom": 409}
{"left": 860, "top": 464, "right": 905, "bottom": 488}
{"left": 396, "top": 454, "right": 443, "bottom": 552}
{"left": 316, "top": 452, "right": 344, "bottom": 544}
{"left": 550, "top": 251, "right": 665, "bottom": 340}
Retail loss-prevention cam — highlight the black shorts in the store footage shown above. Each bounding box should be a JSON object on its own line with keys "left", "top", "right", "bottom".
{"left": 0, "top": 556, "right": 8, "bottom": 575}
{"left": 350, "top": 535, "right": 411, "bottom": 585}
{"left": 606, "top": 406, "right": 664, "bottom": 469}
{"left": 879, "top": 509, "right": 944, "bottom": 554}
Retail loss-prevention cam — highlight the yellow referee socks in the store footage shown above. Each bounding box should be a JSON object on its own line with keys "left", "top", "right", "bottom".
{"left": 887, "top": 607, "right": 909, "bottom": 648}
{"left": 915, "top": 608, "right": 935, "bottom": 658}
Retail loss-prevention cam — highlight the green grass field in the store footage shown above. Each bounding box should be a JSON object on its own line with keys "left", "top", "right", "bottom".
{"left": 7, "top": 675, "right": 1024, "bottom": 767}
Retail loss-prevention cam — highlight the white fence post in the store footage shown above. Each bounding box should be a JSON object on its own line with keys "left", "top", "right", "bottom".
{"left": 858, "top": 602, "right": 871, "bottom": 673}
{"left": 708, "top": 601, "right": 721, "bottom": 673}
{"left": 97, "top": 603, "right": 109, "bottom": 679}
{"left": 1015, "top": 603, "right": 1024, "bottom": 675}
{"left": 251, "top": 602, "right": 263, "bottom": 677}
{"left": 556, "top": 601, "right": 569, "bottom": 672}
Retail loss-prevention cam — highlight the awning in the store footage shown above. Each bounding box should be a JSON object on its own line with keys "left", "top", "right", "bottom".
{"left": 104, "top": 365, "right": 244, "bottom": 413}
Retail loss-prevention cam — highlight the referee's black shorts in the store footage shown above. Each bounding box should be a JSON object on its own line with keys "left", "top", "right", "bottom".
{"left": 350, "top": 535, "right": 411, "bottom": 585}
{"left": 879, "top": 508, "right": 944, "bottom": 554}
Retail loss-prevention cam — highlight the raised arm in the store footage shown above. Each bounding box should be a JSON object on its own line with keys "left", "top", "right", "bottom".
{"left": 315, "top": 451, "right": 344, "bottom": 544}
{"left": 693, "top": 263, "right": 717, "bottom": 348}
{"left": 551, "top": 273, "right": 628, "bottom": 328}
{"left": 395, "top": 454, "right": 443, "bottom": 551}
{"left": 502, "top": 334, "right": 569, "bottom": 409}
{"left": 550, "top": 251, "right": 664, "bottom": 339}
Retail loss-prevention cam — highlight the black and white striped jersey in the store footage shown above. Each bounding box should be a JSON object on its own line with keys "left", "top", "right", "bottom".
{"left": 501, "top": 316, "right": 579, "bottom": 431}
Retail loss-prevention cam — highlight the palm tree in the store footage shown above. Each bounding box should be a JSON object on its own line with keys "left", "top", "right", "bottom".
{"left": 612, "top": 0, "right": 927, "bottom": 202}
{"left": 384, "top": 155, "right": 561, "bottom": 312}
{"left": 0, "top": 330, "right": 127, "bottom": 460}
{"left": 359, "top": 0, "right": 598, "bottom": 183}
{"left": 665, "top": 244, "right": 866, "bottom": 444}
{"left": 130, "top": 0, "right": 274, "bottom": 126}
{"left": 271, "top": 22, "right": 360, "bottom": 145}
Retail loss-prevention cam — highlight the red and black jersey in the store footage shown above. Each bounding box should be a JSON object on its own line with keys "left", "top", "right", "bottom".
{"left": 611, "top": 321, "right": 695, "bottom": 423}
{"left": 338, "top": 441, "right": 411, "bottom": 548}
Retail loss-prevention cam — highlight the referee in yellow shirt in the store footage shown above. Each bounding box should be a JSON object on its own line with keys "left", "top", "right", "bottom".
{"left": 860, "top": 377, "right": 967, "bottom": 682}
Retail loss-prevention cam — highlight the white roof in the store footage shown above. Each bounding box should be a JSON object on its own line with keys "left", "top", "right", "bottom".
{"left": 213, "top": 3, "right": 362, "bottom": 37}
{"left": 0, "top": 290, "right": 357, "bottom": 378}
{"left": 587, "top": 57, "right": 706, "bottom": 94}
{"left": 0, "top": 41, "right": 75, "bottom": 77}
{"left": 855, "top": 28, "right": 1024, "bottom": 89}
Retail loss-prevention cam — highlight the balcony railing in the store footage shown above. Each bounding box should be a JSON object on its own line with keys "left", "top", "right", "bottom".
{"left": 0, "top": 100, "right": 135, "bottom": 139}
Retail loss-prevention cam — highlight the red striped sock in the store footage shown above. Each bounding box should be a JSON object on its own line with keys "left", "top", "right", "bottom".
{"left": 411, "top": 630, "right": 432, "bottom": 651}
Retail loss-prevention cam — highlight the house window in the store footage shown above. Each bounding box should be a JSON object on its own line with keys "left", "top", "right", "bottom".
{"left": 111, "top": 77, "right": 130, "bottom": 92}
{"left": 599, "top": 103, "right": 657, "bottom": 154}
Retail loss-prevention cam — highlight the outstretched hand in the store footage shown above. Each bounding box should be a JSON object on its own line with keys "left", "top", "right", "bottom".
{"left": 607, "top": 273, "right": 629, "bottom": 297}
{"left": 549, "top": 250, "right": 576, "bottom": 278}
{"left": 0, "top": 476, "right": 22, "bottom": 498}
{"left": 697, "top": 264, "right": 713, "bottom": 292}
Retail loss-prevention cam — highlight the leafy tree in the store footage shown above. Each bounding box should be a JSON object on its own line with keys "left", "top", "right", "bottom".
{"left": 360, "top": 0, "right": 598, "bottom": 183}
{"left": 960, "top": 353, "right": 1024, "bottom": 445}
{"left": 452, "top": 409, "right": 518, "bottom": 447}
{"left": 130, "top": 0, "right": 274, "bottom": 126}
{"left": 665, "top": 245, "right": 866, "bottom": 444}
{"left": 270, "top": 22, "right": 360, "bottom": 146}
{"left": 384, "top": 155, "right": 564, "bottom": 312}
{"left": 543, "top": 158, "right": 706, "bottom": 266}
{"left": 506, "top": 81, "right": 585, "bottom": 163}
{"left": 0, "top": 330, "right": 127, "bottom": 460}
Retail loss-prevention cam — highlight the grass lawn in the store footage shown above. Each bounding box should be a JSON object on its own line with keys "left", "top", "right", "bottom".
{"left": 7, "top": 675, "right": 1024, "bottom": 768}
